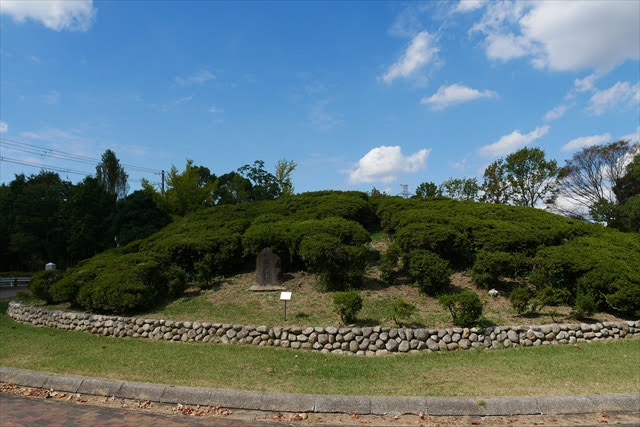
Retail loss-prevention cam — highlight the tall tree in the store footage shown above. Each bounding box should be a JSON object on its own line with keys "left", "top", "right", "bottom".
{"left": 481, "top": 160, "right": 510, "bottom": 204}
{"left": 212, "top": 172, "right": 253, "bottom": 205}
{"left": 96, "top": 149, "right": 129, "bottom": 200}
{"left": 0, "top": 172, "right": 72, "bottom": 270}
{"left": 274, "top": 159, "right": 297, "bottom": 197}
{"left": 65, "top": 176, "right": 117, "bottom": 262}
{"left": 414, "top": 181, "right": 442, "bottom": 199}
{"left": 114, "top": 190, "right": 172, "bottom": 246}
{"left": 503, "top": 147, "right": 558, "bottom": 207}
{"left": 142, "top": 159, "right": 215, "bottom": 216}
{"left": 238, "top": 160, "right": 280, "bottom": 201}
{"left": 555, "top": 140, "right": 638, "bottom": 219}
{"left": 440, "top": 177, "right": 479, "bottom": 201}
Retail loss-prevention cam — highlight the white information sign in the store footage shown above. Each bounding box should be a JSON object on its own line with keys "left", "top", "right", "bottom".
{"left": 280, "top": 291, "right": 292, "bottom": 301}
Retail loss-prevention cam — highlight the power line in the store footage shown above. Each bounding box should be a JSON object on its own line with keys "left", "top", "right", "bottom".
{"left": 0, "top": 156, "right": 154, "bottom": 183}
{"left": 0, "top": 137, "right": 162, "bottom": 174}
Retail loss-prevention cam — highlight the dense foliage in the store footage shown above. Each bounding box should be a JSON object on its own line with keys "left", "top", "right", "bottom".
{"left": 377, "top": 197, "right": 640, "bottom": 319}
{"left": 36, "top": 192, "right": 374, "bottom": 313}
{"left": 333, "top": 290, "right": 363, "bottom": 324}
{"left": 10, "top": 179, "right": 640, "bottom": 319}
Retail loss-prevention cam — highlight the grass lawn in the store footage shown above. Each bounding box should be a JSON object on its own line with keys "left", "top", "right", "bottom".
{"left": 2, "top": 299, "right": 639, "bottom": 397}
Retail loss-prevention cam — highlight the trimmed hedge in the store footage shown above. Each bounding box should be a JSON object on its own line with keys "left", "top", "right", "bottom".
{"left": 38, "top": 192, "right": 374, "bottom": 314}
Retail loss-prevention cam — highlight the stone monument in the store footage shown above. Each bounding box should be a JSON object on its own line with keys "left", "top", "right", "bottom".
{"left": 250, "top": 247, "right": 284, "bottom": 291}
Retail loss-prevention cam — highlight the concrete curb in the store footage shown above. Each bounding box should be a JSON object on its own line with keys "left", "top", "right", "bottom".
{"left": 1, "top": 366, "right": 638, "bottom": 416}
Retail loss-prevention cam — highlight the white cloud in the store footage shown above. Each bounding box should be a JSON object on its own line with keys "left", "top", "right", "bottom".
{"left": 208, "top": 106, "right": 223, "bottom": 114}
{"left": 561, "top": 133, "right": 611, "bottom": 152}
{"left": 484, "top": 33, "right": 531, "bottom": 61}
{"left": 620, "top": 127, "right": 640, "bottom": 143}
{"left": 382, "top": 31, "right": 438, "bottom": 84}
{"left": 0, "top": 0, "right": 95, "bottom": 31}
{"left": 0, "top": 121, "right": 7, "bottom": 133}
{"left": 349, "top": 146, "right": 430, "bottom": 184}
{"left": 174, "top": 70, "right": 215, "bottom": 86}
{"left": 472, "top": 1, "right": 640, "bottom": 72}
{"left": 453, "top": 0, "right": 487, "bottom": 14}
{"left": 421, "top": 83, "right": 497, "bottom": 110}
{"left": 478, "top": 125, "right": 550, "bottom": 157}
{"left": 574, "top": 74, "right": 598, "bottom": 93}
{"left": 587, "top": 81, "right": 640, "bottom": 116}
{"left": 544, "top": 104, "right": 570, "bottom": 122}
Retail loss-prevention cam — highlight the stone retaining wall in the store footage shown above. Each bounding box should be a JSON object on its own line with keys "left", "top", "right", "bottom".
{"left": 7, "top": 301, "right": 640, "bottom": 356}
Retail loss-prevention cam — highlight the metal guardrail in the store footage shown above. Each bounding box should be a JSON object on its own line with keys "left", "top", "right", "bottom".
{"left": 0, "top": 277, "right": 32, "bottom": 287}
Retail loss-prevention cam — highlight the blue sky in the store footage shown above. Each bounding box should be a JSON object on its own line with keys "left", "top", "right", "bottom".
{"left": 1, "top": 0, "right": 638, "bottom": 194}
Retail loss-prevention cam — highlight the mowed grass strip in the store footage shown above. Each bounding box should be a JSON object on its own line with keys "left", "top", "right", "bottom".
{"left": 1, "top": 301, "right": 639, "bottom": 397}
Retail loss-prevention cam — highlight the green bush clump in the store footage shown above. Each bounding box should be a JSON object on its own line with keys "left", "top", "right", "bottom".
{"left": 530, "top": 233, "right": 640, "bottom": 315}
{"left": 29, "top": 270, "right": 63, "bottom": 303}
{"left": 573, "top": 293, "right": 597, "bottom": 318}
{"left": 396, "top": 223, "right": 473, "bottom": 269}
{"left": 438, "top": 290, "right": 484, "bottom": 327}
{"left": 165, "top": 265, "right": 188, "bottom": 297}
{"left": 509, "top": 287, "right": 534, "bottom": 315}
{"left": 606, "top": 283, "right": 640, "bottom": 319}
{"left": 299, "top": 235, "right": 366, "bottom": 291}
{"left": 388, "top": 298, "right": 417, "bottom": 326}
{"left": 50, "top": 267, "right": 95, "bottom": 304}
{"left": 408, "top": 250, "right": 451, "bottom": 295}
{"left": 471, "top": 251, "right": 531, "bottom": 288}
{"left": 333, "top": 290, "right": 363, "bottom": 324}
{"left": 379, "top": 243, "right": 402, "bottom": 285}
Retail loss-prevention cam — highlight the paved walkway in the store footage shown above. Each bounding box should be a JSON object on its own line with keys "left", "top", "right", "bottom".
{"left": 1, "top": 366, "right": 639, "bottom": 417}
{"left": 0, "top": 393, "right": 286, "bottom": 427}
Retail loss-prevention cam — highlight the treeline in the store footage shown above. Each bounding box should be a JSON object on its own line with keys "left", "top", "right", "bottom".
{"left": 0, "top": 150, "right": 296, "bottom": 272}
{"left": 396, "top": 141, "right": 639, "bottom": 233}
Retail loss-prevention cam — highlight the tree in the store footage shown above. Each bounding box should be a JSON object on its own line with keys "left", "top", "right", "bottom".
{"left": 555, "top": 140, "right": 638, "bottom": 219}
{"left": 480, "top": 160, "right": 510, "bottom": 204}
{"left": 613, "top": 152, "right": 640, "bottom": 205}
{"left": 440, "top": 177, "right": 479, "bottom": 201}
{"left": 65, "top": 176, "right": 116, "bottom": 262}
{"left": 143, "top": 159, "right": 215, "bottom": 216}
{"left": 1, "top": 172, "right": 73, "bottom": 271}
{"left": 414, "top": 181, "right": 442, "bottom": 199}
{"left": 274, "top": 159, "right": 297, "bottom": 197}
{"left": 212, "top": 172, "right": 253, "bottom": 205}
{"left": 504, "top": 147, "right": 558, "bottom": 207}
{"left": 238, "top": 160, "right": 280, "bottom": 201}
{"left": 114, "top": 190, "right": 172, "bottom": 246}
{"left": 96, "top": 149, "right": 129, "bottom": 200}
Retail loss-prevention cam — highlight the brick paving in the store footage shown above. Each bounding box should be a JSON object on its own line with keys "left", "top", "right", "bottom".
{"left": 0, "top": 393, "right": 284, "bottom": 426}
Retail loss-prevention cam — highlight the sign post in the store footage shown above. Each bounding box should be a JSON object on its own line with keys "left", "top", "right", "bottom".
{"left": 280, "top": 291, "right": 291, "bottom": 322}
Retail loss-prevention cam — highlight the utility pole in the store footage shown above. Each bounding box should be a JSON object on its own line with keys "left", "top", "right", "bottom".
{"left": 161, "top": 170, "right": 165, "bottom": 194}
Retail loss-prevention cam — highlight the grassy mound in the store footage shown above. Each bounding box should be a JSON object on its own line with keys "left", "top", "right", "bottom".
{"left": 30, "top": 192, "right": 640, "bottom": 319}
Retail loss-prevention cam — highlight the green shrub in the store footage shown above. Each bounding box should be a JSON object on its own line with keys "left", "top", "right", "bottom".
{"left": 573, "top": 293, "right": 597, "bottom": 318}
{"left": 509, "top": 287, "right": 534, "bottom": 315}
{"left": 389, "top": 298, "right": 417, "bottom": 326}
{"left": 29, "top": 270, "right": 62, "bottom": 303}
{"left": 408, "top": 250, "right": 451, "bottom": 295}
{"left": 379, "top": 243, "right": 402, "bottom": 285}
{"left": 299, "top": 235, "right": 366, "bottom": 291}
{"left": 50, "top": 268, "right": 96, "bottom": 304}
{"left": 606, "top": 281, "right": 640, "bottom": 318}
{"left": 396, "top": 223, "right": 473, "bottom": 268}
{"left": 471, "top": 251, "right": 531, "bottom": 288}
{"left": 165, "top": 265, "right": 188, "bottom": 297}
{"left": 438, "top": 290, "right": 484, "bottom": 327}
{"left": 333, "top": 290, "right": 363, "bottom": 324}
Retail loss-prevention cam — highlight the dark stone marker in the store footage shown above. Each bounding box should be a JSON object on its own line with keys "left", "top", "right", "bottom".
{"left": 251, "top": 247, "right": 284, "bottom": 291}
